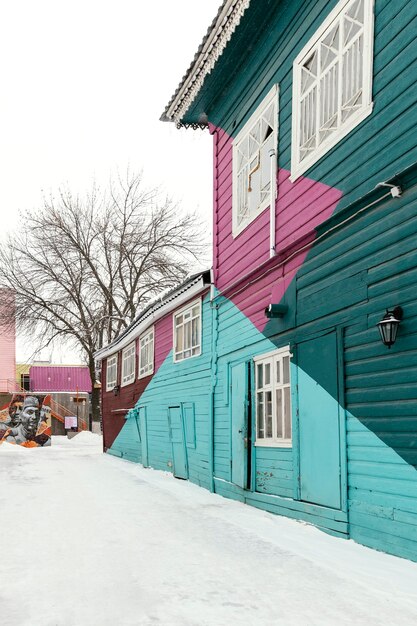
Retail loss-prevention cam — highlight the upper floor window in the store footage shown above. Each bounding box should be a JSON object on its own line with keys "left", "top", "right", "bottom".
{"left": 139, "top": 328, "right": 154, "bottom": 378}
{"left": 232, "top": 85, "right": 278, "bottom": 237}
{"left": 121, "top": 342, "right": 136, "bottom": 386}
{"left": 174, "top": 299, "right": 201, "bottom": 362}
{"left": 291, "top": 0, "right": 374, "bottom": 180}
{"left": 106, "top": 354, "right": 118, "bottom": 392}
{"left": 254, "top": 347, "right": 292, "bottom": 447}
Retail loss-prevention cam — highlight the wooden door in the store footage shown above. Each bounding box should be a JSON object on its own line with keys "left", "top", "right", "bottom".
{"left": 168, "top": 406, "right": 188, "bottom": 479}
{"left": 137, "top": 407, "right": 148, "bottom": 468}
{"left": 231, "top": 362, "right": 249, "bottom": 489}
{"left": 297, "top": 332, "right": 342, "bottom": 509}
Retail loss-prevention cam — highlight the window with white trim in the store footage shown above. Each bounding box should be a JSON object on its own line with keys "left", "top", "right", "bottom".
{"left": 174, "top": 300, "right": 201, "bottom": 362}
{"left": 121, "top": 342, "right": 136, "bottom": 386}
{"left": 254, "top": 347, "right": 292, "bottom": 446}
{"left": 139, "top": 328, "right": 154, "bottom": 378}
{"left": 232, "top": 85, "right": 278, "bottom": 236}
{"left": 291, "top": 0, "right": 374, "bottom": 180}
{"left": 106, "top": 354, "right": 118, "bottom": 392}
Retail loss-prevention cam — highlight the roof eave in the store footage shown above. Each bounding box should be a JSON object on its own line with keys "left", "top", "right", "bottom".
{"left": 162, "top": 0, "right": 251, "bottom": 125}
{"left": 94, "top": 270, "right": 211, "bottom": 362}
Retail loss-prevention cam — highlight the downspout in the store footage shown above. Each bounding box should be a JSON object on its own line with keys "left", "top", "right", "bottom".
{"left": 209, "top": 267, "right": 218, "bottom": 493}
{"left": 269, "top": 147, "right": 277, "bottom": 258}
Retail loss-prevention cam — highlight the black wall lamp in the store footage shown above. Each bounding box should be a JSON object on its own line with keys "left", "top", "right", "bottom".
{"left": 113, "top": 385, "right": 120, "bottom": 396}
{"left": 265, "top": 303, "right": 288, "bottom": 319}
{"left": 377, "top": 306, "right": 403, "bottom": 348}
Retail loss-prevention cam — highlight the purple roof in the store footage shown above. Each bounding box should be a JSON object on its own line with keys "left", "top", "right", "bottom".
{"left": 29, "top": 366, "right": 92, "bottom": 393}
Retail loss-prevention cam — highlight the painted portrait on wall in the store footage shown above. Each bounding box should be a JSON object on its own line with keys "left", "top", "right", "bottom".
{"left": 0, "top": 394, "right": 51, "bottom": 447}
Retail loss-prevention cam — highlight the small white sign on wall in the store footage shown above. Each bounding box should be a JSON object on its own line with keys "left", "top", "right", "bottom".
{"left": 64, "top": 415, "right": 78, "bottom": 430}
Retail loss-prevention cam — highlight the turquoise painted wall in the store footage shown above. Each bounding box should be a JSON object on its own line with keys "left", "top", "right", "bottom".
{"left": 108, "top": 295, "right": 213, "bottom": 491}
{"left": 105, "top": 0, "right": 417, "bottom": 561}
{"left": 188, "top": 0, "right": 417, "bottom": 207}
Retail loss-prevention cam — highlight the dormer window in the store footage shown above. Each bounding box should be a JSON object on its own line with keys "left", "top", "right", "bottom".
{"left": 232, "top": 85, "right": 278, "bottom": 237}
{"left": 291, "top": 0, "right": 374, "bottom": 180}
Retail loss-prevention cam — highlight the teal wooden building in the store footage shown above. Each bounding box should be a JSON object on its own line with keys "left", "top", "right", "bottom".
{"left": 97, "top": 0, "right": 417, "bottom": 562}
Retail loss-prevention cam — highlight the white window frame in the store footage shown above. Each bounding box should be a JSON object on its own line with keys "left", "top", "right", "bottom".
{"left": 291, "top": 0, "right": 374, "bottom": 181}
{"left": 121, "top": 342, "right": 136, "bottom": 387}
{"left": 106, "top": 354, "right": 118, "bottom": 392}
{"left": 138, "top": 327, "right": 154, "bottom": 379}
{"left": 173, "top": 299, "right": 202, "bottom": 363}
{"left": 254, "top": 346, "right": 292, "bottom": 447}
{"left": 232, "top": 84, "right": 278, "bottom": 237}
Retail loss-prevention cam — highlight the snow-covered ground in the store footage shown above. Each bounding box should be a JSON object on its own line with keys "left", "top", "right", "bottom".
{"left": 1, "top": 434, "right": 417, "bottom": 626}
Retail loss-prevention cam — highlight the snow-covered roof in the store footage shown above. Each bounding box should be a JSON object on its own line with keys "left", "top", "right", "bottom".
{"left": 94, "top": 269, "right": 211, "bottom": 361}
{"left": 161, "top": 0, "right": 251, "bottom": 127}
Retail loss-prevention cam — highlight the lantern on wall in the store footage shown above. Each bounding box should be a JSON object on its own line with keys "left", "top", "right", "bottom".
{"left": 377, "top": 306, "right": 403, "bottom": 348}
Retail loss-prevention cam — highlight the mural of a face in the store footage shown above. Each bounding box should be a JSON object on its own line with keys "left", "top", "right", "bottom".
{"left": 20, "top": 397, "right": 41, "bottom": 439}
{"left": 8, "top": 401, "right": 22, "bottom": 427}
{"left": 0, "top": 394, "right": 51, "bottom": 447}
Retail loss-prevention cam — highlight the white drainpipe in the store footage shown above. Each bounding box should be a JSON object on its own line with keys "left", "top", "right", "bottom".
{"left": 269, "top": 148, "right": 277, "bottom": 258}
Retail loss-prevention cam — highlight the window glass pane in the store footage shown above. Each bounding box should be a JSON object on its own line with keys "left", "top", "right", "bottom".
{"left": 257, "top": 393, "right": 264, "bottom": 438}
{"left": 265, "top": 391, "right": 272, "bottom": 438}
{"left": 284, "top": 387, "right": 291, "bottom": 439}
{"left": 264, "top": 363, "right": 271, "bottom": 386}
{"left": 283, "top": 356, "right": 290, "bottom": 384}
{"left": 257, "top": 363, "right": 263, "bottom": 389}
{"left": 276, "top": 359, "right": 281, "bottom": 384}
{"left": 176, "top": 325, "right": 183, "bottom": 353}
{"left": 276, "top": 389, "right": 283, "bottom": 438}
{"left": 185, "top": 320, "right": 192, "bottom": 350}
{"left": 192, "top": 317, "right": 199, "bottom": 348}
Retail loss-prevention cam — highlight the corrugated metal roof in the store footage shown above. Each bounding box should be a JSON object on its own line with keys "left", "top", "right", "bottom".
{"left": 95, "top": 269, "right": 211, "bottom": 359}
{"left": 30, "top": 366, "right": 92, "bottom": 393}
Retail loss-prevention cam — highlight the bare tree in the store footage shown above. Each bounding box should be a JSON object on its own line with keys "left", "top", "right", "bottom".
{"left": 0, "top": 171, "right": 208, "bottom": 421}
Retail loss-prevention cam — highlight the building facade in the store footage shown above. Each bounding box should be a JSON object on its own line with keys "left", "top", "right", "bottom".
{"left": 98, "top": 0, "right": 417, "bottom": 561}
{"left": 0, "top": 289, "right": 16, "bottom": 393}
{"left": 96, "top": 271, "right": 213, "bottom": 487}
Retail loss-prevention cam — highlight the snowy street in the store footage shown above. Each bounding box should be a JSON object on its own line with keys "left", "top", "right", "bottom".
{"left": 1, "top": 434, "right": 417, "bottom": 626}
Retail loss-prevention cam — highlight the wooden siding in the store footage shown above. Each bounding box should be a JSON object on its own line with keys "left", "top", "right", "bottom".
{"left": 207, "top": 0, "right": 417, "bottom": 297}
{"left": 101, "top": 309, "right": 176, "bottom": 450}
{"left": 103, "top": 292, "right": 213, "bottom": 491}
{"left": 294, "top": 180, "right": 417, "bottom": 560}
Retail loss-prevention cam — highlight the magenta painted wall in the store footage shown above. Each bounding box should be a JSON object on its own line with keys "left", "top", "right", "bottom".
{"left": 30, "top": 366, "right": 92, "bottom": 393}
{"left": 211, "top": 126, "right": 342, "bottom": 330}
{"left": 0, "top": 290, "right": 16, "bottom": 392}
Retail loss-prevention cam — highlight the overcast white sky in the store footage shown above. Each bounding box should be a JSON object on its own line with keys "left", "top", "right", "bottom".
{"left": 0, "top": 0, "right": 220, "bottom": 363}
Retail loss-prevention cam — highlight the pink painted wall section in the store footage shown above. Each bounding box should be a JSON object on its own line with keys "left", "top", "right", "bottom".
{"left": 211, "top": 126, "right": 343, "bottom": 330}
{"left": 212, "top": 127, "right": 343, "bottom": 289}
{"left": 30, "top": 366, "right": 92, "bottom": 393}
{"left": 0, "top": 290, "right": 16, "bottom": 392}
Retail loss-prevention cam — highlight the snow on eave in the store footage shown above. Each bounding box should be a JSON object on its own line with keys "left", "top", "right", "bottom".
{"left": 94, "top": 269, "right": 211, "bottom": 362}
{"left": 161, "top": 0, "right": 251, "bottom": 126}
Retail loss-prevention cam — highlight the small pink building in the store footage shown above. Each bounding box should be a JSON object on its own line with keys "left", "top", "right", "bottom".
{"left": 0, "top": 290, "right": 16, "bottom": 393}
{"left": 29, "top": 366, "right": 92, "bottom": 393}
